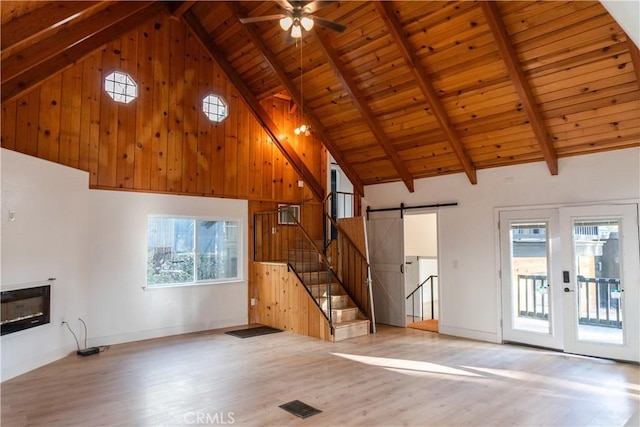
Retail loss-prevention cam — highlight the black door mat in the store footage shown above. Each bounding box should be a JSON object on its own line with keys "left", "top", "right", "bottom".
{"left": 279, "top": 400, "right": 322, "bottom": 419}
{"left": 225, "top": 325, "right": 283, "bottom": 339}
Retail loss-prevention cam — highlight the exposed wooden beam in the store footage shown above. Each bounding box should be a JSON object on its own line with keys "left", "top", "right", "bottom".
{"left": 481, "top": 1, "right": 559, "bottom": 175}
{"left": 313, "top": 29, "right": 415, "bottom": 193}
{"left": 626, "top": 36, "right": 640, "bottom": 88}
{"left": 170, "top": 1, "right": 197, "bottom": 21}
{"left": 1, "top": 1, "right": 104, "bottom": 51}
{"left": 1, "top": 2, "right": 168, "bottom": 104}
{"left": 226, "top": 2, "right": 365, "bottom": 196}
{"left": 181, "top": 10, "right": 326, "bottom": 202}
{"left": 2, "top": 2, "right": 155, "bottom": 85}
{"left": 375, "top": 2, "right": 477, "bottom": 185}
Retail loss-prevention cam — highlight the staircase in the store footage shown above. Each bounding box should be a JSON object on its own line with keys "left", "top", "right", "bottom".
{"left": 254, "top": 207, "right": 372, "bottom": 342}
{"left": 298, "top": 271, "right": 371, "bottom": 341}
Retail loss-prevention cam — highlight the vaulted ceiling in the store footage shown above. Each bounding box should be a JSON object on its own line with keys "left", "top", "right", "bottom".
{"left": 2, "top": 1, "right": 639, "bottom": 195}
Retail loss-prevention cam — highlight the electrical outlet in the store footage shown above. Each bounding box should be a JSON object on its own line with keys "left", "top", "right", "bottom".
{"left": 250, "top": 298, "right": 256, "bottom": 306}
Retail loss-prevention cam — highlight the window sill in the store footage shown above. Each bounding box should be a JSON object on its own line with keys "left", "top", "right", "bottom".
{"left": 142, "top": 279, "right": 245, "bottom": 291}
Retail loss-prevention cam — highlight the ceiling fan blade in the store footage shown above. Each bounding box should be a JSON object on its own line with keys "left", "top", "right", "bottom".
{"left": 312, "top": 16, "right": 346, "bottom": 33}
{"left": 302, "top": 1, "right": 336, "bottom": 14}
{"left": 274, "top": 0, "right": 295, "bottom": 12}
{"left": 239, "top": 14, "right": 286, "bottom": 24}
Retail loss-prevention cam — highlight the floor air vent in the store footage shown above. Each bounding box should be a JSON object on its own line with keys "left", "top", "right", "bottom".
{"left": 279, "top": 400, "right": 322, "bottom": 419}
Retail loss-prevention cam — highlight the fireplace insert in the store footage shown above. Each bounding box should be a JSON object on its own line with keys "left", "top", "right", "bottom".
{"left": 1, "top": 284, "right": 51, "bottom": 335}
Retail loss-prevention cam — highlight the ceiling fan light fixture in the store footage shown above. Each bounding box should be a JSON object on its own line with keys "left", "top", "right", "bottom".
{"left": 291, "top": 23, "right": 302, "bottom": 38}
{"left": 279, "top": 16, "right": 293, "bottom": 31}
{"left": 300, "top": 16, "right": 314, "bottom": 31}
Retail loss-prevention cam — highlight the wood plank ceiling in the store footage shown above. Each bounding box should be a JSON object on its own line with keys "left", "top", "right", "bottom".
{"left": 2, "top": 1, "right": 639, "bottom": 194}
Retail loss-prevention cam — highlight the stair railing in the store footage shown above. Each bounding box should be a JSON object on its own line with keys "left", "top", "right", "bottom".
{"left": 322, "top": 191, "right": 375, "bottom": 332}
{"left": 406, "top": 275, "right": 438, "bottom": 322}
{"left": 323, "top": 191, "right": 356, "bottom": 248}
{"left": 324, "top": 213, "right": 373, "bottom": 327}
{"left": 254, "top": 206, "right": 337, "bottom": 334}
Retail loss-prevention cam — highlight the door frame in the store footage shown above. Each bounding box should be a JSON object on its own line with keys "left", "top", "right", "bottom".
{"left": 560, "top": 203, "right": 640, "bottom": 362}
{"left": 495, "top": 199, "right": 640, "bottom": 360}
{"left": 498, "top": 208, "right": 564, "bottom": 350}
{"left": 403, "top": 210, "right": 441, "bottom": 328}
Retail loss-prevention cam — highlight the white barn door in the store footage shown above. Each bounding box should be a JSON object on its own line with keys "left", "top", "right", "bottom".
{"left": 367, "top": 210, "right": 406, "bottom": 327}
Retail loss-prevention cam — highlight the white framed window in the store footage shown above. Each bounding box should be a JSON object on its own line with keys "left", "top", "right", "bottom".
{"left": 202, "top": 94, "right": 228, "bottom": 122}
{"left": 104, "top": 71, "right": 137, "bottom": 104}
{"left": 278, "top": 204, "right": 300, "bottom": 225}
{"left": 146, "top": 216, "right": 240, "bottom": 286}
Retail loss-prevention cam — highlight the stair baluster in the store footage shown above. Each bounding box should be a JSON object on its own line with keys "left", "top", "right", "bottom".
{"left": 254, "top": 206, "right": 371, "bottom": 340}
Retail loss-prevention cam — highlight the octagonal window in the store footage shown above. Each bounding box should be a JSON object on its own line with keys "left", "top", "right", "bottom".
{"left": 202, "top": 94, "right": 228, "bottom": 122}
{"left": 104, "top": 71, "right": 137, "bottom": 104}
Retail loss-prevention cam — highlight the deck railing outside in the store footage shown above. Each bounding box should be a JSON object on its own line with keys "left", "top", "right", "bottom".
{"left": 577, "top": 276, "right": 622, "bottom": 328}
{"left": 517, "top": 274, "right": 622, "bottom": 328}
{"left": 517, "top": 274, "right": 549, "bottom": 320}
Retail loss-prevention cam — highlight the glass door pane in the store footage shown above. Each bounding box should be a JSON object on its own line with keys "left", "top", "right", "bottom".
{"left": 510, "top": 221, "right": 550, "bottom": 334}
{"left": 572, "top": 219, "right": 623, "bottom": 345}
{"left": 561, "top": 204, "right": 639, "bottom": 363}
{"left": 500, "top": 209, "right": 562, "bottom": 350}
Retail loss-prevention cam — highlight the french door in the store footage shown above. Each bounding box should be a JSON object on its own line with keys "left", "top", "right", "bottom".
{"left": 500, "top": 204, "right": 639, "bottom": 362}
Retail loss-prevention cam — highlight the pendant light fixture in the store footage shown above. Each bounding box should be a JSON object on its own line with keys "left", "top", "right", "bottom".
{"left": 294, "top": 36, "right": 310, "bottom": 137}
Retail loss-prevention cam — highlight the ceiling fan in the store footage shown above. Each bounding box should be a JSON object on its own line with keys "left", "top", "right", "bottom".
{"left": 239, "top": 0, "right": 346, "bottom": 39}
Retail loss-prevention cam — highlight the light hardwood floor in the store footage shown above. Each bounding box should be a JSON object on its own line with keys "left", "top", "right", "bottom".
{"left": 2, "top": 325, "right": 639, "bottom": 426}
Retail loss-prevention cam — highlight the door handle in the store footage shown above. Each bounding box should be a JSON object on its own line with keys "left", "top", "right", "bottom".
{"left": 564, "top": 287, "right": 574, "bottom": 293}
{"left": 400, "top": 264, "right": 404, "bottom": 274}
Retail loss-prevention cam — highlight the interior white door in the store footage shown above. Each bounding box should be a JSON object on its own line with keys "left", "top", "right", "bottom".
{"left": 560, "top": 204, "right": 639, "bottom": 362}
{"left": 500, "top": 209, "right": 563, "bottom": 349}
{"left": 367, "top": 210, "right": 405, "bottom": 327}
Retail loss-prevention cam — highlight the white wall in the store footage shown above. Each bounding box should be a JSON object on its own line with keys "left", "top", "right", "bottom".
{"left": 1, "top": 149, "right": 90, "bottom": 381}
{"left": 87, "top": 190, "right": 248, "bottom": 346}
{"left": 601, "top": 0, "right": 640, "bottom": 47}
{"left": 1, "top": 149, "right": 249, "bottom": 380}
{"left": 404, "top": 213, "right": 437, "bottom": 257}
{"left": 363, "top": 148, "right": 640, "bottom": 343}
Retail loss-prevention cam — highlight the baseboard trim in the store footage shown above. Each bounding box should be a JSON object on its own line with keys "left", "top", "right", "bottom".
{"left": 438, "top": 324, "right": 500, "bottom": 344}
{"left": 1, "top": 345, "right": 72, "bottom": 382}
{"left": 88, "top": 317, "right": 248, "bottom": 347}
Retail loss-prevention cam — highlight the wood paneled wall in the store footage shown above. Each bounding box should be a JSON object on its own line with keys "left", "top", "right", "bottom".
{"left": 253, "top": 262, "right": 332, "bottom": 341}
{"left": 0, "top": 14, "right": 326, "bottom": 203}
{"left": 248, "top": 200, "right": 324, "bottom": 323}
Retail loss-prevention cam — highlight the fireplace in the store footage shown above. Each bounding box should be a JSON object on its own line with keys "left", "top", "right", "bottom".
{"left": 1, "top": 285, "right": 51, "bottom": 335}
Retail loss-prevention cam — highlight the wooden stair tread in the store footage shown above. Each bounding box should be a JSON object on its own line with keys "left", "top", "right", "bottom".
{"left": 333, "top": 318, "right": 370, "bottom": 328}
{"left": 332, "top": 306, "right": 358, "bottom": 311}
{"left": 332, "top": 318, "right": 370, "bottom": 341}
{"left": 288, "top": 239, "right": 370, "bottom": 342}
